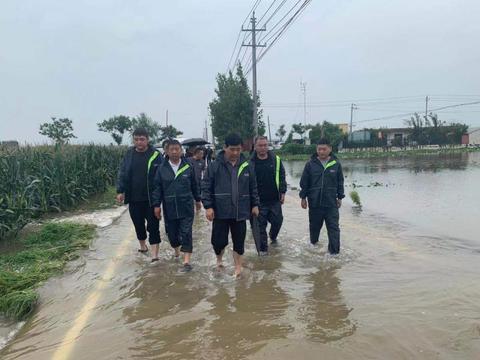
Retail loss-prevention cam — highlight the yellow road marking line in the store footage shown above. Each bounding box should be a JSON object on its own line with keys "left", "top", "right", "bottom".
{"left": 51, "top": 228, "right": 134, "bottom": 360}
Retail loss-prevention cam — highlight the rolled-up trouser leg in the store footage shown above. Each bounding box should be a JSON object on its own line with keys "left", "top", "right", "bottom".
{"left": 324, "top": 207, "right": 340, "bottom": 254}
{"left": 211, "top": 219, "right": 229, "bottom": 256}
{"left": 308, "top": 207, "right": 325, "bottom": 245}
{"left": 145, "top": 204, "right": 161, "bottom": 245}
{"left": 256, "top": 204, "right": 270, "bottom": 252}
{"left": 166, "top": 219, "right": 181, "bottom": 248}
{"left": 268, "top": 201, "right": 283, "bottom": 241}
{"left": 230, "top": 220, "right": 247, "bottom": 255}
{"left": 178, "top": 216, "right": 194, "bottom": 253}
{"left": 128, "top": 201, "right": 148, "bottom": 241}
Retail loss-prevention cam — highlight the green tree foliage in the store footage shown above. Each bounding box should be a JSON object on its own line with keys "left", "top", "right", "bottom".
{"left": 159, "top": 125, "right": 183, "bottom": 142}
{"left": 39, "top": 117, "right": 76, "bottom": 145}
{"left": 130, "top": 113, "right": 162, "bottom": 143}
{"left": 209, "top": 65, "right": 261, "bottom": 144}
{"left": 308, "top": 121, "right": 345, "bottom": 149}
{"left": 97, "top": 115, "right": 132, "bottom": 145}
{"left": 276, "top": 124, "right": 287, "bottom": 141}
{"left": 406, "top": 113, "right": 468, "bottom": 145}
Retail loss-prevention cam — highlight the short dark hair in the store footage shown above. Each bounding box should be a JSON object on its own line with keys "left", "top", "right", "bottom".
{"left": 166, "top": 139, "right": 182, "bottom": 149}
{"left": 193, "top": 147, "right": 204, "bottom": 155}
{"left": 224, "top": 133, "right": 243, "bottom": 147}
{"left": 254, "top": 136, "right": 268, "bottom": 144}
{"left": 133, "top": 128, "right": 149, "bottom": 138}
{"left": 317, "top": 138, "right": 331, "bottom": 146}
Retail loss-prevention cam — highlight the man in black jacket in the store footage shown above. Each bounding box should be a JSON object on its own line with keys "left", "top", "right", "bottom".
{"left": 116, "top": 128, "right": 162, "bottom": 261}
{"left": 299, "top": 138, "right": 345, "bottom": 254}
{"left": 202, "top": 133, "right": 260, "bottom": 277}
{"left": 250, "top": 136, "right": 287, "bottom": 254}
{"left": 152, "top": 140, "right": 201, "bottom": 270}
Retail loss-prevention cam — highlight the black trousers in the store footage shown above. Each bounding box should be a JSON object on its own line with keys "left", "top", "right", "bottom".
{"left": 256, "top": 201, "right": 283, "bottom": 252}
{"left": 308, "top": 206, "right": 340, "bottom": 254}
{"left": 211, "top": 219, "right": 247, "bottom": 256}
{"left": 165, "top": 216, "right": 194, "bottom": 253}
{"left": 128, "top": 201, "right": 161, "bottom": 245}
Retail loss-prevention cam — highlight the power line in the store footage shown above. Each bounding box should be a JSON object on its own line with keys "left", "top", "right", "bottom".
{"left": 258, "top": 0, "right": 304, "bottom": 44}
{"left": 247, "top": 0, "right": 312, "bottom": 73}
{"left": 354, "top": 101, "right": 480, "bottom": 125}
{"left": 227, "top": 0, "right": 264, "bottom": 72}
{"left": 257, "top": 0, "right": 280, "bottom": 25}
{"left": 259, "top": 0, "right": 289, "bottom": 27}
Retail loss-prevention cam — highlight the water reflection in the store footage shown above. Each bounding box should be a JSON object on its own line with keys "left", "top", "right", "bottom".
{"left": 301, "top": 265, "right": 356, "bottom": 342}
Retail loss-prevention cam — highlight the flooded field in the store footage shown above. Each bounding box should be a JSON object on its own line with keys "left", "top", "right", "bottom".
{"left": 1, "top": 153, "right": 479, "bottom": 359}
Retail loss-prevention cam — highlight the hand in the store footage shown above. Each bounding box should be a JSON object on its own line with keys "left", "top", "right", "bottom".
{"left": 195, "top": 201, "right": 202, "bottom": 212}
{"left": 154, "top": 207, "right": 162, "bottom": 220}
{"left": 251, "top": 206, "right": 259, "bottom": 217}
{"left": 206, "top": 208, "right": 215, "bottom": 222}
{"left": 301, "top": 198, "right": 308, "bottom": 209}
{"left": 116, "top": 193, "right": 125, "bottom": 203}
{"left": 336, "top": 199, "right": 342, "bottom": 208}
{"left": 280, "top": 193, "right": 285, "bottom": 205}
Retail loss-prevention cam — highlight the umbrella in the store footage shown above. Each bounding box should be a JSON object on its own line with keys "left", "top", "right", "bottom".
{"left": 181, "top": 138, "right": 210, "bottom": 147}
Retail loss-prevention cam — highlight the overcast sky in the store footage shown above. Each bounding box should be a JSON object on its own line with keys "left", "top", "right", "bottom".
{"left": 1, "top": 0, "right": 479, "bottom": 144}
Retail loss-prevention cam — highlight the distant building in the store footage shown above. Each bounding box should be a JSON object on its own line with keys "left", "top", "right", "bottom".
{"left": 377, "top": 128, "right": 412, "bottom": 146}
{"left": 336, "top": 123, "right": 349, "bottom": 134}
{"left": 0, "top": 140, "right": 19, "bottom": 149}
{"left": 348, "top": 129, "right": 371, "bottom": 143}
{"left": 464, "top": 127, "right": 480, "bottom": 145}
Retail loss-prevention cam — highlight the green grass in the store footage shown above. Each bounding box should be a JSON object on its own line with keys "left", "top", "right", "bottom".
{"left": 349, "top": 191, "right": 362, "bottom": 207}
{"left": 0, "top": 222, "right": 95, "bottom": 320}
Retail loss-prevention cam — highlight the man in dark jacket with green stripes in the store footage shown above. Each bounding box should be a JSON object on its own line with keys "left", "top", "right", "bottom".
{"left": 152, "top": 139, "right": 201, "bottom": 270}
{"left": 299, "top": 138, "right": 345, "bottom": 254}
{"left": 116, "top": 128, "right": 162, "bottom": 261}
{"left": 250, "top": 136, "right": 287, "bottom": 254}
{"left": 202, "top": 133, "right": 259, "bottom": 277}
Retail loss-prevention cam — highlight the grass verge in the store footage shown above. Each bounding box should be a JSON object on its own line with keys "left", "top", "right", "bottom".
{"left": 0, "top": 222, "right": 95, "bottom": 320}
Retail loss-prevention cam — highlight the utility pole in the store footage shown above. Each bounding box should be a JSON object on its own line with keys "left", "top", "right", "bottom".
{"left": 204, "top": 118, "right": 209, "bottom": 142}
{"left": 425, "top": 95, "right": 429, "bottom": 121}
{"left": 165, "top": 109, "right": 169, "bottom": 126}
{"left": 242, "top": 11, "right": 266, "bottom": 136}
{"left": 349, "top": 103, "right": 358, "bottom": 140}
{"left": 300, "top": 82, "right": 307, "bottom": 129}
{"left": 267, "top": 116, "right": 272, "bottom": 142}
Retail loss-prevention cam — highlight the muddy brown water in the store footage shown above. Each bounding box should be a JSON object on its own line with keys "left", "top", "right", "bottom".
{"left": 1, "top": 153, "right": 479, "bottom": 359}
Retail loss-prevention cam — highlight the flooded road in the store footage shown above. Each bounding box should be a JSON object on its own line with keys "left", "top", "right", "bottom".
{"left": 1, "top": 153, "right": 480, "bottom": 359}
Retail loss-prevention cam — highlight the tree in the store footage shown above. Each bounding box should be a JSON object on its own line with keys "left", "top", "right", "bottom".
{"left": 209, "top": 65, "right": 261, "bottom": 144}
{"left": 308, "top": 121, "right": 345, "bottom": 149}
{"left": 276, "top": 124, "right": 287, "bottom": 141}
{"left": 39, "top": 117, "right": 76, "bottom": 145}
{"left": 130, "top": 113, "right": 162, "bottom": 143}
{"left": 97, "top": 115, "right": 132, "bottom": 145}
{"left": 159, "top": 125, "right": 183, "bottom": 142}
{"left": 405, "top": 113, "right": 428, "bottom": 145}
{"left": 258, "top": 119, "right": 266, "bottom": 136}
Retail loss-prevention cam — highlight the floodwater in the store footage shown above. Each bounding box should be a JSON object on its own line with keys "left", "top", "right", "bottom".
{"left": 1, "top": 153, "right": 480, "bottom": 359}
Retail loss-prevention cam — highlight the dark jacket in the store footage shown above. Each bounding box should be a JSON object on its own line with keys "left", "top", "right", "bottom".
{"left": 299, "top": 154, "right": 345, "bottom": 208}
{"left": 116, "top": 146, "right": 162, "bottom": 205}
{"left": 201, "top": 151, "right": 259, "bottom": 221}
{"left": 250, "top": 150, "right": 287, "bottom": 200}
{"left": 151, "top": 157, "right": 201, "bottom": 221}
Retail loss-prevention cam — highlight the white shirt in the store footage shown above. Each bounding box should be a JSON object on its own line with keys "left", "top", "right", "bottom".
{"left": 169, "top": 160, "right": 181, "bottom": 175}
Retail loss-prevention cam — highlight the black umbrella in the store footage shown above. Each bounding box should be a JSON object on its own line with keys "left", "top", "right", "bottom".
{"left": 181, "top": 138, "right": 210, "bottom": 147}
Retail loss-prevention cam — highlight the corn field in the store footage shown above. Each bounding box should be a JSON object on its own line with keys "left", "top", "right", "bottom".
{"left": 0, "top": 144, "right": 126, "bottom": 240}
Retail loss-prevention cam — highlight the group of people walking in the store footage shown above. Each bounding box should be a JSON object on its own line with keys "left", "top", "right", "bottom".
{"left": 116, "top": 128, "right": 345, "bottom": 277}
